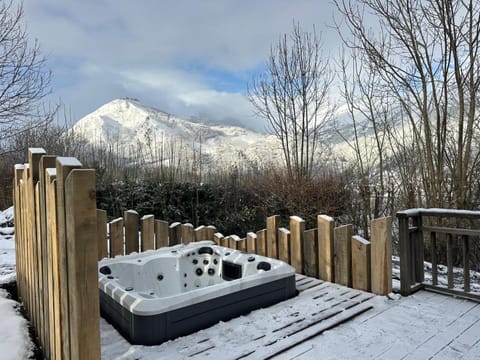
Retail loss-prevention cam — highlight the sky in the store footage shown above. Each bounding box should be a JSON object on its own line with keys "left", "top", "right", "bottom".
{"left": 21, "top": 0, "right": 341, "bottom": 132}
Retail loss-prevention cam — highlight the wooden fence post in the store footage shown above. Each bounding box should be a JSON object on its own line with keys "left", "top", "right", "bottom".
{"left": 278, "top": 228, "right": 290, "bottom": 264}
{"left": 256, "top": 229, "right": 267, "bottom": 256}
{"left": 371, "top": 217, "right": 392, "bottom": 295}
{"left": 13, "top": 164, "right": 24, "bottom": 302}
{"left": 214, "top": 232, "right": 224, "bottom": 246}
{"left": 352, "top": 235, "right": 371, "bottom": 292}
{"left": 194, "top": 225, "right": 206, "bottom": 242}
{"left": 124, "top": 210, "right": 139, "bottom": 254}
{"left": 46, "top": 169, "right": 61, "bottom": 359}
{"left": 181, "top": 223, "right": 194, "bottom": 244}
{"left": 141, "top": 215, "right": 155, "bottom": 251}
{"left": 228, "top": 235, "right": 242, "bottom": 249}
{"left": 334, "top": 224, "right": 353, "bottom": 287}
{"left": 109, "top": 218, "right": 124, "bottom": 257}
{"left": 206, "top": 225, "right": 217, "bottom": 241}
{"left": 318, "top": 215, "right": 335, "bottom": 282}
{"left": 246, "top": 232, "right": 257, "bottom": 253}
{"left": 154, "top": 220, "right": 169, "bottom": 249}
{"left": 290, "top": 216, "right": 305, "bottom": 273}
{"left": 38, "top": 154, "right": 56, "bottom": 358}
{"left": 238, "top": 237, "right": 247, "bottom": 252}
{"left": 96, "top": 209, "right": 108, "bottom": 260}
{"left": 303, "top": 228, "right": 318, "bottom": 278}
{"left": 266, "top": 215, "right": 280, "bottom": 259}
{"left": 56, "top": 156, "right": 82, "bottom": 360}
{"left": 64, "top": 169, "right": 100, "bottom": 359}
{"left": 169, "top": 222, "right": 181, "bottom": 245}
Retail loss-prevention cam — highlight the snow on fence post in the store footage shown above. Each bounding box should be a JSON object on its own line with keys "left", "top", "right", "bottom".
{"left": 318, "top": 215, "right": 335, "bottom": 282}
{"left": 246, "top": 232, "right": 257, "bottom": 253}
{"left": 206, "top": 225, "right": 217, "bottom": 241}
{"left": 351, "top": 235, "right": 371, "bottom": 292}
{"left": 278, "top": 227, "right": 291, "bottom": 264}
{"left": 109, "top": 218, "right": 124, "bottom": 257}
{"left": 96, "top": 209, "right": 108, "bottom": 260}
{"left": 181, "top": 223, "right": 194, "bottom": 244}
{"left": 64, "top": 169, "right": 100, "bottom": 359}
{"left": 334, "top": 224, "right": 353, "bottom": 287}
{"left": 141, "top": 215, "right": 155, "bottom": 250}
{"left": 266, "top": 215, "right": 280, "bottom": 259}
{"left": 370, "top": 217, "right": 392, "bottom": 295}
{"left": 169, "top": 222, "right": 181, "bottom": 245}
{"left": 124, "top": 210, "right": 139, "bottom": 254}
{"left": 213, "top": 232, "right": 224, "bottom": 245}
{"left": 154, "top": 219, "right": 169, "bottom": 249}
{"left": 303, "top": 228, "right": 318, "bottom": 278}
{"left": 194, "top": 225, "right": 206, "bottom": 241}
{"left": 290, "top": 216, "right": 305, "bottom": 274}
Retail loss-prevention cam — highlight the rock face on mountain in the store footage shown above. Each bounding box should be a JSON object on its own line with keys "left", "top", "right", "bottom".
{"left": 71, "top": 98, "right": 284, "bottom": 168}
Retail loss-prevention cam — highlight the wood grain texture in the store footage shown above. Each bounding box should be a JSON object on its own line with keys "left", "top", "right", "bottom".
{"left": 267, "top": 215, "right": 280, "bottom": 259}
{"left": 124, "top": 210, "right": 139, "bottom": 254}
{"left": 303, "top": 228, "right": 318, "bottom": 278}
{"left": 290, "top": 216, "right": 305, "bottom": 273}
{"left": 141, "top": 215, "right": 155, "bottom": 250}
{"left": 334, "top": 224, "right": 353, "bottom": 287}
{"left": 109, "top": 218, "right": 124, "bottom": 257}
{"left": 318, "top": 215, "right": 335, "bottom": 282}
{"left": 96, "top": 209, "right": 108, "bottom": 260}
{"left": 64, "top": 169, "right": 100, "bottom": 360}
{"left": 371, "top": 217, "right": 392, "bottom": 295}
{"left": 154, "top": 220, "right": 169, "bottom": 249}
{"left": 352, "top": 235, "right": 371, "bottom": 292}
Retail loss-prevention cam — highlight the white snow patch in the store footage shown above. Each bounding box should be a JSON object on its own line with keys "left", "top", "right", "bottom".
{"left": 0, "top": 289, "right": 34, "bottom": 360}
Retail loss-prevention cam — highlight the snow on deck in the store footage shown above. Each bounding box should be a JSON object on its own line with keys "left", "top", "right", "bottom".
{"left": 100, "top": 278, "right": 480, "bottom": 359}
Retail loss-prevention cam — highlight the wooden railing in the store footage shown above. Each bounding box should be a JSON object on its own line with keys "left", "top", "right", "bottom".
{"left": 97, "top": 210, "right": 393, "bottom": 296}
{"left": 13, "top": 148, "right": 100, "bottom": 360}
{"left": 397, "top": 208, "right": 480, "bottom": 301}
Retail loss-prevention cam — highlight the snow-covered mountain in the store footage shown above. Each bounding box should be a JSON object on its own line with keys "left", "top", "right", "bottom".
{"left": 71, "top": 98, "right": 284, "bottom": 168}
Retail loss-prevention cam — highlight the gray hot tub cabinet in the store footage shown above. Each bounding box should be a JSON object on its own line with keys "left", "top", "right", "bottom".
{"left": 100, "top": 275, "right": 296, "bottom": 345}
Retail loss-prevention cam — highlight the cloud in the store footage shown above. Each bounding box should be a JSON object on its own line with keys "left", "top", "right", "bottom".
{"left": 21, "top": 0, "right": 339, "bottom": 131}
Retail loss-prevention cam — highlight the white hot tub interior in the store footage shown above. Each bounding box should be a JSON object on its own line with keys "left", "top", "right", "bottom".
{"left": 99, "top": 241, "right": 289, "bottom": 301}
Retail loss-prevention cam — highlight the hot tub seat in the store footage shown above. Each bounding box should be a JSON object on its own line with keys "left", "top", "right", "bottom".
{"left": 98, "top": 241, "right": 297, "bottom": 345}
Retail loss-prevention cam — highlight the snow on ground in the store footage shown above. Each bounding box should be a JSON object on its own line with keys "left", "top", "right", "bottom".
{"left": 0, "top": 288, "right": 34, "bottom": 360}
{"left": 0, "top": 206, "right": 16, "bottom": 286}
{"left": 0, "top": 206, "right": 34, "bottom": 358}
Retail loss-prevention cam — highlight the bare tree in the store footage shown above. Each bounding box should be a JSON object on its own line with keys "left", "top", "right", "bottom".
{"left": 0, "top": 0, "right": 54, "bottom": 151}
{"left": 335, "top": 0, "right": 480, "bottom": 209}
{"left": 248, "top": 22, "right": 335, "bottom": 180}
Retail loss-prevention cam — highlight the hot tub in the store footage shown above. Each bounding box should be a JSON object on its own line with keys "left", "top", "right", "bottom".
{"left": 98, "top": 241, "right": 297, "bottom": 345}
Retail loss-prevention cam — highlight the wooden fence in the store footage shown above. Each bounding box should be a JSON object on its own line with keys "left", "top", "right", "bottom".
{"left": 13, "top": 148, "right": 100, "bottom": 360}
{"left": 13, "top": 148, "right": 392, "bottom": 359}
{"left": 97, "top": 209, "right": 392, "bottom": 295}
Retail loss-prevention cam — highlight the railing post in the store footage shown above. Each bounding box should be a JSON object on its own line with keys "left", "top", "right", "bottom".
{"left": 412, "top": 214, "right": 424, "bottom": 283}
{"left": 397, "top": 211, "right": 412, "bottom": 296}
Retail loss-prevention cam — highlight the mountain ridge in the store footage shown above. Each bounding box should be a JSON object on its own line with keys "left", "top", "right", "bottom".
{"left": 71, "top": 98, "right": 284, "bottom": 168}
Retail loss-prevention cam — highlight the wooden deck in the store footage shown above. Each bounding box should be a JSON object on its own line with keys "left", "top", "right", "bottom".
{"left": 101, "top": 275, "right": 480, "bottom": 359}
{"left": 101, "top": 274, "right": 377, "bottom": 359}
{"left": 275, "top": 289, "right": 480, "bottom": 360}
